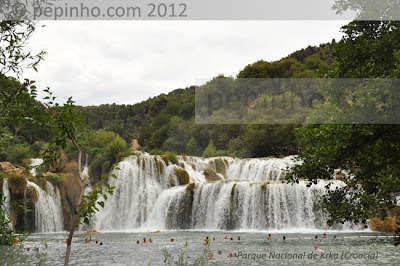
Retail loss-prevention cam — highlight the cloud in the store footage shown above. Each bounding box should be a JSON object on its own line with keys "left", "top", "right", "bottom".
{"left": 24, "top": 20, "right": 348, "bottom": 106}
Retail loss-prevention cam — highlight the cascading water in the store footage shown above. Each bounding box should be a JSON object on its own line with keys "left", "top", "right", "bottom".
{"left": 29, "top": 158, "right": 44, "bottom": 177}
{"left": 27, "top": 181, "right": 64, "bottom": 232}
{"left": 91, "top": 154, "right": 352, "bottom": 231}
{"left": 1, "top": 178, "right": 12, "bottom": 227}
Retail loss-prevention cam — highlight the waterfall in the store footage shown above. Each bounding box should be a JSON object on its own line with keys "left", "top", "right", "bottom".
{"left": 29, "top": 158, "right": 44, "bottom": 177}
{"left": 1, "top": 179, "right": 12, "bottom": 227}
{"left": 91, "top": 154, "right": 352, "bottom": 231}
{"left": 27, "top": 181, "right": 63, "bottom": 232}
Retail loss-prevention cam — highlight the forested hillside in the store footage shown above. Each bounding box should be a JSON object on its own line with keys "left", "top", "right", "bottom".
{"left": 77, "top": 41, "right": 335, "bottom": 158}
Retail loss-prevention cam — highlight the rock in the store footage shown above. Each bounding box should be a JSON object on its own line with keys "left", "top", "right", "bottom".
{"left": 203, "top": 168, "right": 222, "bottom": 182}
{"left": 131, "top": 139, "right": 140, "bottom": 151}
{"left": 0, "top": 162, "right": 16, "bottom": 172}
{"left": 175, "top": 167, "right": 190, "bottom": 185}
{"left": 0, "top": 162, "right": 24, "bottom": 175}
{"left": 369, "top": 217, "right": 398, "bottom": 232}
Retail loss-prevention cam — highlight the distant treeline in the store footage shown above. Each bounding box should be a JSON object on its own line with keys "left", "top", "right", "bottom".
{"left": 77, "top": 41, "right": 335, "bottom": 158}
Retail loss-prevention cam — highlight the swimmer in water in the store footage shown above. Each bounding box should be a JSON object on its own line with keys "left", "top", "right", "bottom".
{"left": 143, "top": 237, "right": 147, "bottom": 243}
{"left": 225, "top": 234, "right": 228, "bottom": 240}
{"left": 205, "top": 236, "right": 210, "bottom": 246}
{"left": 212, "top": 237, "right": 215, "bottom": 241}
{"left": 238, "top": 236, "right": 241, "bottom": 241}
{"left": 149, "top": 238, "right": 153, "bottom": 243}
{"left": 227, "top": 253, "right": 232, "bottom": 259}
{"left": 315, "top": 235, "right": 318, "bottom": 240}
{"left": 170, "top": 238, "right": 174, "bottom": 243}
{"left": 217, "top": 250, "right": 222, "bottom": 255}
{"left": 136, "top": 240, "right": 140, "bottom": 244}
{"left": 208, "top": 253, "right": 216, "bottom": 260}
{"left": 267, "top": 234, "right": 271, "bottom": 240}
{"left": 315, "top": 246, "right": 324, "bottom": 253}
{"left": 283, "top": 236, "right": 286, "bottom": 241}
{"left": 322, "top": 233, "right": 327, "bottom": 239}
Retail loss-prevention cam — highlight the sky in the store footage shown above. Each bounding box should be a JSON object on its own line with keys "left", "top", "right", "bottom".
{"left": 24, "top": 21, "right": 349, "bottom": 106}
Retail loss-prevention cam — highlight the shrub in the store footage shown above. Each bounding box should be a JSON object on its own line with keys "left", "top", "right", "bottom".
{"left": 8, "top": 174, "right": 27, "bottom": 196}
{"left": 175, "top": 167, "right": 190, "bottom": 185}
{"left": 6, "top": 145, "right": 32, "bottom": 165}
{"left": 150, "top": 149, "right": 164, "bottom": 155}
{"left": 203, "top": 140, "right": 216, "bottom": 158}
{"left": 62, "top": 161, "right": 79, "bottom": 175}
{"left": 88, "top": 132, "right": 130, "bottom": 183}
{"left": 45, "top": 174, "right": 61, "bottom": 186}
{"left": 164, "top": 151, "right": 179, "bottom": 165}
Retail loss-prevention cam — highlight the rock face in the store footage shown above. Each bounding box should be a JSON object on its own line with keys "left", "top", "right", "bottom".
{"left": 0, "top": 162, "right": 24, "bottom": 175}
{"left": 203, "top": 168, "right": 223, "bottom": 182}
{"left": 131, "top": 139, "right": 141, "bottom": 151}
{"left": 369, "top": 217, "right": 399, "bottom": 232}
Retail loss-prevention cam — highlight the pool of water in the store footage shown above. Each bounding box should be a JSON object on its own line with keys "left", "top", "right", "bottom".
{"left": 2, "top": 230, "right": 399, "bottom": 265}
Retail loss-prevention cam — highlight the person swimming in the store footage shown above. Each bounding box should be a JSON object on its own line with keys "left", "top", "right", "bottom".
{"left": 267, "top": 234, "right": 271, "bottom": 240}
{"left": 238, "top": 236, "right": 241, "bottom": 241}
{"left": 233, "top": 253, "right": 237, "bottom": 258}
{"left": 322, "top": 233, "right": 327, "bottom": 239}
{"left": 283, "top": 236, "right": 286, "bottom": 241}
{"left": 315, "top": 235, "right": 318, "bottom": 239}
{"left": 315, "top": 246, "right": 324, "bottom": 253}
{"left": 333, "top": 235, "right": 336, "bottom": 239}
{"left": 208, "top": 253, "right": 216, "bottom": 260}
{"left": 100, "top": 242, "right": 103, "bottom": 245}
{"left": 136, "top": 240, "right": 140, "bottom": 244}
{"left": 230, "top": 237, "right": 233, "bottom": 241}
{"left": 227, "top": 253, "right": 232, "bottom": 259}
{"left": 217, "top": 250, "right": 222, "bottom": 255}
{"left": 212, "top": 237, "right": 215, "bottom": 241}
{"left": 149, "top": 238, "right": 153, "bottom": 243}
{"left": 170, "top": 238, "right": 174, "bottom": 243}
{"left": 83, "top": 234, "right": 92, "bottom": 244}
{"left": 225, "top": 234, "right": 228, "bottom": 240}
{"left": 143, "top": 237, "right": 147, "bottom": 243}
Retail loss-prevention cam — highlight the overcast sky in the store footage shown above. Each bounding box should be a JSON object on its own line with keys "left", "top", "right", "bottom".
{"left": 25, "top": 21, "right": 349, "bottom": 106}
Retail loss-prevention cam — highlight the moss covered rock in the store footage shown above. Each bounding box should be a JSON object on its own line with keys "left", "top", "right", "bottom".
{"left": 175, "top": 167, "right": 190, "bottom": 185}
{"left": 203, "top": 168, "right": 222, "bottom": 182}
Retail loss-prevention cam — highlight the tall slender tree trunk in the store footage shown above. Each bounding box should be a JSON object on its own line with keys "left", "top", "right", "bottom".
{"left": 64, "top": 150, "right": 85, "bottom": 266}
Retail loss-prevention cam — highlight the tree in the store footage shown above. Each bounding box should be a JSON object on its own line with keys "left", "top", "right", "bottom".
{"left": 0, "top": 21, "right": 117, "bottom": 265}
{"left": 186, "top": 137, "right": 200, "bottom": 156}
{"left": 289, "top": 21, "right": 400, "bottom": 230}
{"left": 203, "top": 140, "right": 217, "bottom": 158}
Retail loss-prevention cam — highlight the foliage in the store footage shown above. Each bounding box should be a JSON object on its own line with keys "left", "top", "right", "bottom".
{"left": 5, "top": 144, "right": 32, "bottom": 164}
{"left": 186, "top": 137, "right": 201, "bottom": 156}
{"left": 45, "top": 174, "right": 61, "bottom": 186}
{"left": 202, "top": 140, "right": 217, "bottom": 158}
{"left": 88, "top": 130, "right": 130, "bottom": 183}
{"left": 75, "top": 43, "right": 335, "bottom": 158}
{"left": 0, "top": 197, "right": 15, "bottom": 245}
{"left": 164, "top": 151, "right": 179, "bottom": 165}
{"left": 289, "top": 21, "right": 400, "bottom": 230}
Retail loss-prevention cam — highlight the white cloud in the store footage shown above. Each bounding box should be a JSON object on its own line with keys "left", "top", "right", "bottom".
{"left": 24, "top": 20, "right": 348, "bottom": 106}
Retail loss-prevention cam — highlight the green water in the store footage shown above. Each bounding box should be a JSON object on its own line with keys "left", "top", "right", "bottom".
{"left": 2, "top": 231, "right": 399, "bottom": 265}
